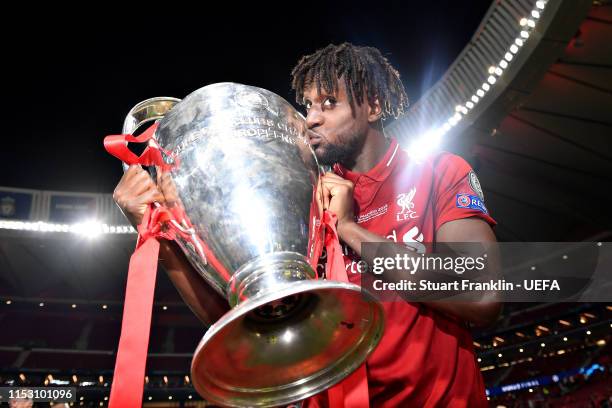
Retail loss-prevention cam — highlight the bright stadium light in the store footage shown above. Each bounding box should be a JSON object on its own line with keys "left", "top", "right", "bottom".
{"left": 455, "top": 105, "right": 468, "bottom": 114}
{"left": 408, "top": 127, "right": 445, "bottom": 160}
{"left": 449, "top": 113, "right": 462, "bottom": 126}
{"left": 72, "top": 220, "right": 104, "bottom": 238}
{"left": 0, "top": 220, "right": 136, "bottom": 235}
{"left": 402, "top": 0, "right": 547, "bottom": 177}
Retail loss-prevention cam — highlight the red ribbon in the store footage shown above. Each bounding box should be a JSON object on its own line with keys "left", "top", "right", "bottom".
{"left": 104, "top": 125, "right": 198, "bottom": 407}
{"left": 108, "top": 206, "right": 161, "bottom": 408}
{"left": 103, "top": 122, "right": 178, "bottom": 171}
{"left": 322, "top": 211, "right": 370, "bottom": 408}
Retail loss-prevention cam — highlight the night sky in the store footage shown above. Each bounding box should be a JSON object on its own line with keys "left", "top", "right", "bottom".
{"left": 4, "top": 2, "right": 492, "bottom": 193}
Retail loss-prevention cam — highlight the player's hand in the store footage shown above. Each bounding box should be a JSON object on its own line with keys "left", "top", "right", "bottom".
{"left": 113, "top": 165, "right": 164, "bottom": 227}
{"left": 321, "top": 172, "right": 356, "bottom": 232}
{"left": 157, "top": 169, "right": 180, "bottom": 209}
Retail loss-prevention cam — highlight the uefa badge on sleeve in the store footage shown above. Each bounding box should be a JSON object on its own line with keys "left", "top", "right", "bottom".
{"left": 456, "top": 193, "right": 489, "bottom": 215}
{"left": 457, "top": 194, "right": 471, "bottom": 208}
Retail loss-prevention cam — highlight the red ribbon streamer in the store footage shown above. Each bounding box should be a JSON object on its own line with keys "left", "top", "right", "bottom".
{"left": 103, "top": 122, "right": 178, "bottom": 171}
{"left": 108, "top": 206, "right": 161, "bottom": 408}
{"left": 322, "top": 211, "right": 370, "bottom": 408}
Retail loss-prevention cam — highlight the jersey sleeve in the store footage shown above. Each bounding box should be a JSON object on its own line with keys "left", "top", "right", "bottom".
{"left": 431, "top": 152, "right": 496, "bottom": 231}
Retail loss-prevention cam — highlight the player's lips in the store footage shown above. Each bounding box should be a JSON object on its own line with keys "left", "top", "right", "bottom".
{"left": 307, "top": 130, "right": 324, "bottom": 146}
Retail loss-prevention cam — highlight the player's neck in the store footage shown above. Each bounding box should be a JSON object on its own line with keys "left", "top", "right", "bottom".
{"left": 347, "top": 126, "right": 389, "bottom": 174}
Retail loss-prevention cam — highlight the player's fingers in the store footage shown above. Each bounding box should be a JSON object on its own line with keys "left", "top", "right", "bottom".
{"left": 140, "top": 186, "right": 165, "bottom": 205}
{"left": 321, "top": 180, "right": 331, "bottom": 210}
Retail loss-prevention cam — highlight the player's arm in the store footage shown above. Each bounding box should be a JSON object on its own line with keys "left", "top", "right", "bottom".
{"left": 433, "top": 217, "right": 501, "bottom": 326}
{"left": 338, "top": 218, "right": 501, "bottom": 326}
{"left": 322, "top": 172, "right": 501, "bottom": 327}
{"left": 113, "top": 165, "right": 229, "bottom": 326}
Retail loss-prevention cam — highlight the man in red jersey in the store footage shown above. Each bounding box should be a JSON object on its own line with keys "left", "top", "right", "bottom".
{"left": 113, "top": 43, "right": 500, "bottom": 407}
{"left": 291, "top": 43, "right": 500, "bottom": 407}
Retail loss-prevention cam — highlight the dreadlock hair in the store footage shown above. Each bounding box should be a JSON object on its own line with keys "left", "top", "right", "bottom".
{"left": 291, "top": 43, "right": 409, "bottom": 120}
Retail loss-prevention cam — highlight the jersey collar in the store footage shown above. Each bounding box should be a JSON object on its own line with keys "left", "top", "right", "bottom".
{"left": 333, "top": 138, "right": 401, "bottom": 184}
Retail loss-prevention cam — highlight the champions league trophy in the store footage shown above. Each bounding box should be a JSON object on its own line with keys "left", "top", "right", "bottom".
{"left": 121, "top": 83, "right": 384, "bottom": 407}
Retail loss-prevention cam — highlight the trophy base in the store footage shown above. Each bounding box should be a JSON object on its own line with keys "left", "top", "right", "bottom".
{"left": 191, "top": 255, "right": 384, "bottom": 407}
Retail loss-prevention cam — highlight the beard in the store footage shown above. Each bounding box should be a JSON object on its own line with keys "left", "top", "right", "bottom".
{"left": 315, "top": 144, "right": 354, "bottom": 166}
{"left": 314, "top": 134, "right": 364, "bottom": 167}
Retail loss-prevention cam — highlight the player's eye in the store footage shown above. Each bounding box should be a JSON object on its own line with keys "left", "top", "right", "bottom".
{"left": 323, "top": 97, "right": 336, "bottom": 107}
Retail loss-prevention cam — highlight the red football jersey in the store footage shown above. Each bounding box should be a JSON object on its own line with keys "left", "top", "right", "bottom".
{"left": 305, "top": 139, "right": 495, "bottom": 407}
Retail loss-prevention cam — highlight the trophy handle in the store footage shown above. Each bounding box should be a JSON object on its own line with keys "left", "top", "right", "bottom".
{"left": 121, "top": 96, "right": 181, "bottom": 171}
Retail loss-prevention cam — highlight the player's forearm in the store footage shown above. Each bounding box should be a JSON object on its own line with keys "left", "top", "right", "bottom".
{"left": 422, "top": 301, "right": 501, "bottom": 327}
{"left": 337, "top": 221, "right": 501, "bottom": 326}
{"left": 337, "top": 221, "right": 387, "bottom": 256}
{"left": 158, "top": 239, "right": 229, "bottom": 326}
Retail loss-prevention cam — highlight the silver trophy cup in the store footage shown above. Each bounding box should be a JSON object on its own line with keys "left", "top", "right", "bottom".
{"left": 122, "top": 83, "right": 384, "bottom": 407}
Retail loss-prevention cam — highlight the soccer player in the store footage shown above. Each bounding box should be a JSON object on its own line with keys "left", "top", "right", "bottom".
{"left": 292, "top": 43, "right": 500, "bottom": 407}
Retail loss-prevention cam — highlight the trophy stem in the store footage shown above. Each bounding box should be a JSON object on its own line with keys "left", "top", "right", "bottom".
{"left": 228, "top": 252, "right": 317, "bottom": 308}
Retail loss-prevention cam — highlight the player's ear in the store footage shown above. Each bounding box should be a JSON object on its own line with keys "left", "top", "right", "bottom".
{"left": 368, "top": 98, "right": 383, "bottom": 123}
